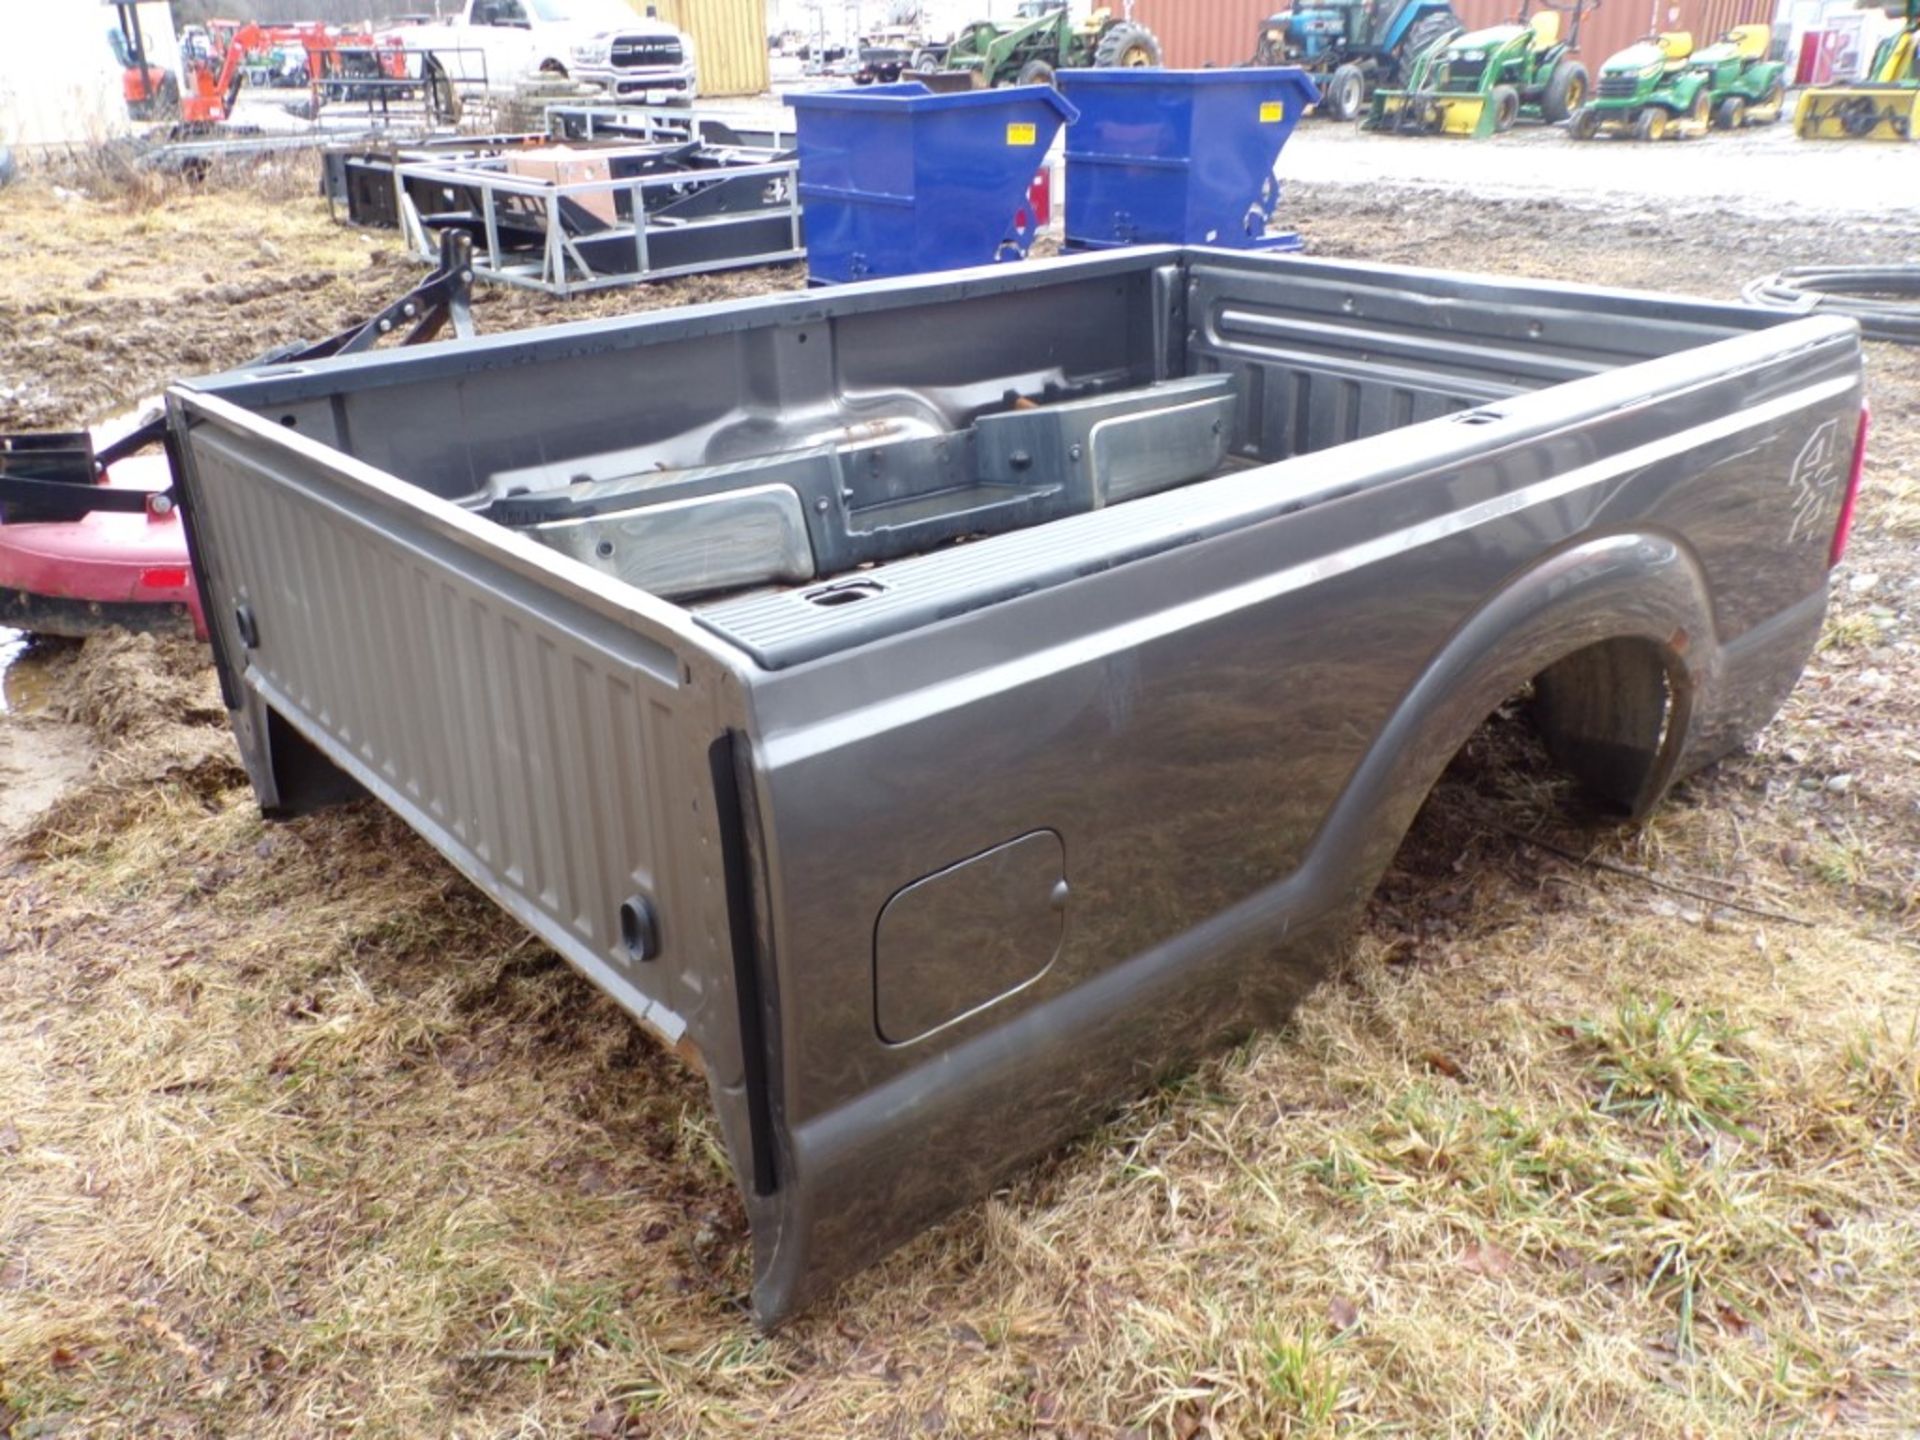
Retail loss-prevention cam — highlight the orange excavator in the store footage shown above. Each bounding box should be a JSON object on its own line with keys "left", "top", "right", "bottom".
{"left": 110, "top": 3, "right": 265, "bottom": 126}
{"left": 177, "top": 19, "right": 271, "bottom": 124}
{"left": 113, "top": 6, "right": 413, "bottom": 127}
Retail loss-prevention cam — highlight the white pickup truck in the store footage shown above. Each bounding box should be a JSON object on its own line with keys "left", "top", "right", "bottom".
{"left": 408, "top": 0, "right": 695, "bottom": 103}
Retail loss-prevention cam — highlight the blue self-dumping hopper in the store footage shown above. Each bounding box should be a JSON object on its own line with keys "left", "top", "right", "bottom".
{"left": 1059, "top": 67, "right": 1320, "bottom": 252}
{"left": 789, "top": 82, "right": 1078, "bottom": 285}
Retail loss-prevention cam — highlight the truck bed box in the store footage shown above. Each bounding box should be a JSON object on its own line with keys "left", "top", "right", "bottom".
{"left": 168, "top": 247, "right": 1865, "bottom": 1323}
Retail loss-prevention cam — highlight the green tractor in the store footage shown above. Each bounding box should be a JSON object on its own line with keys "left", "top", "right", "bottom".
{"left": 1571, "top": 25, "right": 1788, "bottom": 139}
{"left": 1365, "top": 0, "right": 1591, "bottom": 137}
{"left": 932, "top": 2, "right": 1163, "bottom": 89}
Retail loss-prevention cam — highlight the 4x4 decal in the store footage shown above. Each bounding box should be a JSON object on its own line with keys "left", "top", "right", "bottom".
{"left": 1787, "top": 418, "right": 1842, "bottom": 545}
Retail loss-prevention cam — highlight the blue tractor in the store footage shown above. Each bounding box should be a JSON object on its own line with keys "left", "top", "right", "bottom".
{"left": 1253, "top": 0, "right": 1462, "bottom": 119}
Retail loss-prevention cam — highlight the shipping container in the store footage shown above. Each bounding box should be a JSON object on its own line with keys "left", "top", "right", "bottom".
{"left": 1128, "top": 0, "right": 1270, "bottom": 68}
{"left": 633, "top": 0, "right": 769, "bottom": 97}
{"left": 1449, "top": 0, "right": 1779, "bottom": 77}
{"left": 1129, "top": 0, "right": 1780, "bottom": 78}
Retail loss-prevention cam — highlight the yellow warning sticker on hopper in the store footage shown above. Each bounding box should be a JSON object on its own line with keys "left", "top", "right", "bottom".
{"left": 1007, "top": 122, "right": 1037, "bottom": 145}
{"left": 1259, "top": 101, "right": 1285, "bottom": 123}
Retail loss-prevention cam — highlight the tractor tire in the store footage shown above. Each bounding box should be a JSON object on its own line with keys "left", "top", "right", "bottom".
{"left": 1405, "top": 11, "right": 1460, "bottom": 58}
{"left": 1491, "top": 84, "right": 1520, "bottom": 132}
{"left": 1758, "top": 78, "right": 1786, "bottom": 123}
{"left": 1686, "top": 87, "right": 1711, "bottom": 134}
{"left": 1017, "top": 59, "right": 1058, "bottom": 88}
{"left": 1633, "top": 107, "right": 1668, "bottom": 141}
{"left": 1715, "top": 94, "right": 1745, "bottom": 130}
{"left": 1569, "top": 104, "right": 1600, "bottom": 140}
{"left": 1325, "top": 63, "right": 1367, "bottom": 121}
{"left": 1094, "top": 21, "right": 1163, "bottom": 69}
{"left": 1541, "top": 59, "right": 1588, "bottom": 122}
{"left": 911, "top": 48, "right": 939, "bottom": 72}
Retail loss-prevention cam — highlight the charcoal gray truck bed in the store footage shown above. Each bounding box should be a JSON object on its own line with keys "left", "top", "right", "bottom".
{"left": 168, "top": 247, "right": 1868, "bottom": 1324}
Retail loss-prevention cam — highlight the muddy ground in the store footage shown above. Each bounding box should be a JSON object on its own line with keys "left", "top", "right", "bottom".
{"left": 0, "top": 162, "right": 798, "bottom": 435}
{"left": 1277, "top": 120, "right": 1920, "bottom": 221}
{"left": 0, "top": 166, "right": 1915, "bottom": 1438}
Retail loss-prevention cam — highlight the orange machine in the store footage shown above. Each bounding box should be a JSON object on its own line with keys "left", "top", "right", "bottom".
{"left": 179, "top": 20, "right": 267, "bottom": 123}
{"left": 117, "top": 10, "right": 413, "bottom": 127}
{"left": 108, "top": 2, "right": 179, "bottom": 119}
{"left": 297, "top": 23, "right": 414, "bottom": 101}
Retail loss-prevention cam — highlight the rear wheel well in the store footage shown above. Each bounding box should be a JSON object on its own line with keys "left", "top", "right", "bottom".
{"left": 1526, "top": 635, "right": 1681, "bottom": 818}
{"left": 1372, "top": 636, "right": 1682, "bottom": 966}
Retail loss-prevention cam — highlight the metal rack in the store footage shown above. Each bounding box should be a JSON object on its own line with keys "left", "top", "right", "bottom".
{"left": 393, "top": 142, "right": 803, "bottom": 296}
{"left": 304, "top": 44, "right": 487, "bottom": 129}
{"left": 543, "top": 102, "right": 796, "bottom": 152}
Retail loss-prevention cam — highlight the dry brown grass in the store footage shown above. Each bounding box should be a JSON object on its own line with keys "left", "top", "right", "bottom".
{"left": 1, "top": 181, "right": 1917, "bottom": 1439}
{"left": 35, "top": 145, "right": 317, "bottom": 219}
{"left": 0, "top": 176, "right": 796, "bottom": 435}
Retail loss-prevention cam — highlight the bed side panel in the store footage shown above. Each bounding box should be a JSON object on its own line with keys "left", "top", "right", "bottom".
{"left": 737, "top": 320, "right": 1863, "bottom": 1321}
{"left": 171, "top": 395, "right": 747, "bottom": 1079}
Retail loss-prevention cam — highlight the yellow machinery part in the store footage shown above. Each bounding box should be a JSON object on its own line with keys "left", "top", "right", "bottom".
{"left": 1745, "top": 87, "right": 1789, "bottom": 124}
{"left": 1794, "top": 84, "right": 1920, "bottom": 138}
{"left": 1657, "top": 31, "right": 1694, "bottom": 62}
{"left": 1725, "top": 24, "right": 1769, "bottom": 60}
{"left": 1439, "top": 97, "right": 1488, "bottom": 134}
{"left": 1873, "top": 26, "right": 1915, "bottom": 83}
{"left": 1369, "top": 92, "right": 1427, "bottom": 126}
{"left": 1369, "top": 90, "right": 1491, "bottom": 136}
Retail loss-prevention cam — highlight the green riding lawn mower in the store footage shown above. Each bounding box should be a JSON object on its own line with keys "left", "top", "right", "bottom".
{"left": 1366, "top": 0, "right": 1592, "bottom": 136}
{"left": 1572, "top": 24, "right": 1788, "bottom": 139}
{"left": 929, "top": 1, "right": 1163, "bottom": 89}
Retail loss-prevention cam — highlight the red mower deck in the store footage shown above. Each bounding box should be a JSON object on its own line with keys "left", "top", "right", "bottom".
{"left": 0, "top": 451, "right": 202, "bottom": 638}
{"left": 0, "top": 233, "right": 477, "bottom": 642}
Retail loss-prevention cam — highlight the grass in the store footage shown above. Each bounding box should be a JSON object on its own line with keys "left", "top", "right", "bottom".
{"left": 1818, "top": 612, "right": 1881, "bottom": 653}
{"left": 1261, "top": 1324, "right": 1346, "bottom": 1429}
{"left": 2, "top": 190, "right": 1919, "bottom": 1438}
{"left": 1574, "top": 996, "right": 1757, "bottom": 1138}
{"left": 1871, "top": 455, "right": 1920, "bottom": 541}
